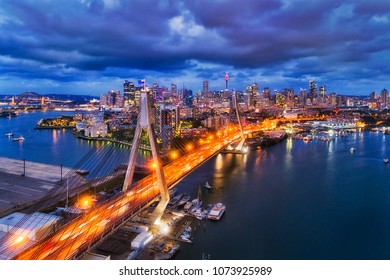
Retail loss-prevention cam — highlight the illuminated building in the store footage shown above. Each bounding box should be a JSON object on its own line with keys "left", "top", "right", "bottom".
{"left": 203, "top": 80, "right": 209, "bottom": 95}
{"left": 309, "top": 80, "right": 317, "bottom": 102}
{"left": 123, "top": 80, "right": 135, "bottom": 104}
{"left": 381, "top": 88, "right": 388, "bottom": 109}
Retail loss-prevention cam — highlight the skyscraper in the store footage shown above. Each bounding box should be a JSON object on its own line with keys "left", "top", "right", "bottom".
{"left": 203, "top": 80, "right": 209, "bottom": 95}
{"left": 381, "top": 88, "right": 388, "bottom": 109}
{"left": 309, "top": 80, "right": 317, "bottom": 102}
{"left": 123, "top": 80, "right": 135, "bottom": 104}
{"left": 263, "top": 87, "right": 271, "bottom": 100}
{"left": 252, "top": 83, "right": 259, "bottom": 95}
{"left": 171, "top": 83, "right": 177, "bottom": 96}
{"left": 299, "top": 88, "right": 307, "bottom": 106}
{"left": 319, "top": 85, "right": 326, "bottom": 103}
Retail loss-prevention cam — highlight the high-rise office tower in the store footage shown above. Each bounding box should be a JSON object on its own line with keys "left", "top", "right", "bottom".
{"left": 381, "top": 88, "right": 388, "bottom": 109}
{"left": 203, "top": 80, "right": 209, "bottom": 95}
{"left": 123, "top": 80, "right": 135, "bottom": 103}
{"left": 309, "top": 80, "right": 317, "bottom": 102}
{"left": 171, "top": 83, "right": 177, "bottom": 96}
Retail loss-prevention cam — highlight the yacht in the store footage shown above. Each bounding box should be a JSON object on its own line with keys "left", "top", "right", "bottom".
{"left": 183, "top": 201, "right": 194, "bottom": 211}
{"left": 202, "top": 204, "right": 213, "bottom": 215}
{"left": 168, "top": 188, "right": 177, "bottom": 198}
{"left": 184, "top": 198, "right": 202, "bottom": 212}
{"left": 350, "top": 147, "right": 356, "bottom": 153}
{"left": 383, "top": 157, "right": 389, "bottom": 164}
{"left": 5, "top": 132, "right": 13, "bottom": 137}
{"left": 190, "top": 199, "right": 202, "bottom": 213}
{"left": 168, "top": 193, "right": 183, "bottom": 207}
{"left": 207, "top": 203, "right": 226, "bottom": 221}
{"left": 75, "top": 169, "right": 89, "bottom": 175}
{"left": 177, "top": 194, "right": 190, "bottom": 207}
{"left": 193, "top": 208, "right": 206, "bottom": 220}
{"left": 12, "top": 136, "right": 25, "bottom": 141}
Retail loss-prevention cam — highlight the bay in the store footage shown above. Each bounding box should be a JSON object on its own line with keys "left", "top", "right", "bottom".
{"left": 175, "top": 131, "right": 390, "bottom": 259}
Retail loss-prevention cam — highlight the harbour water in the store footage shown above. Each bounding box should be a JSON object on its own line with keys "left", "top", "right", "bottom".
{"left": 1, "top": 112, "right": 390, "bottom": 259}
{"left": 0, "top": 111, "right": 94, "bottom": 167}
{"left": 0, "top": 111, "right": 133, "bottom": 178}
{"left": 176, "top": 132, "right": 390, "bottom": 259}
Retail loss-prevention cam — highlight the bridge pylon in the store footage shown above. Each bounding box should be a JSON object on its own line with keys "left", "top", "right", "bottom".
{"left": 122, "top": 88, "right": 169, "bottom": 225}
{"left": 227, "top": 90, "right": 247, "bottom": 152}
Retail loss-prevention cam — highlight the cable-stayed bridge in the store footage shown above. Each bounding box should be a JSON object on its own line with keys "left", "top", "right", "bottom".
{"left": 0, "top": 89, "right": 258, "bottom": 260}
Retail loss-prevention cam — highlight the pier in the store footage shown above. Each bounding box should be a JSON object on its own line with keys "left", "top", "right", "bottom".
{"left": 0, "top": 157, "right": 77, "bottom": 217}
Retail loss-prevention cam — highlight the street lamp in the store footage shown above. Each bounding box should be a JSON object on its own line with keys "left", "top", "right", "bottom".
{"left": 60, "top": 164, "right": 63, "bottom": 183}
{"left": 21, "top": 159, "right": 26, "bottom": 177}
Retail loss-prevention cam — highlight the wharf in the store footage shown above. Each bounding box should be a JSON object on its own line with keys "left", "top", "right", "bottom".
{"left": 168, "top": 214, "right": 194, "bottom": 243}
{"left": 0, "top": 157, "right": 82, "bottom": 216}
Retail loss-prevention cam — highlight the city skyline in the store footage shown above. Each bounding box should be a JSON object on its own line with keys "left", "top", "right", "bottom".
{"left": 1, "top": 0, "right": 390, "bottom": 96}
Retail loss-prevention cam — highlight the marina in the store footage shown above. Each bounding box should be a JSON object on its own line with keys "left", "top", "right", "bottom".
{"left": 88, "top": 188, "right": 227, "bottom": 260}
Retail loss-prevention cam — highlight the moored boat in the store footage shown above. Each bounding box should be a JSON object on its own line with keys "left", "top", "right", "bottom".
{"left": 168, "top": 188, "right": 177, "bottom": 198}
{"left": 12, "top": 136, "right": 25, "bottom": 141}
{"left": 193, "top": 208, "right": 206, "bottom": 220}
{"left": 207, "top": 202, "right": 226, "bottom": 221}
{"left": 75, "top": 169, "right": 89, "bottom": 175}
{"left": 190, "top": 199, "right": 202, "bottom": 213}
{"left": 350, "top": 147, "right": 356, "bottom": 153}
{"left": 168, "top": 193, "right": 183, "bottom": 207}
{"left": 383, "top": 157, "right": 389, "bottom": 164}
{"left": 204, "top": 181, "right": 212, "bottom": 189}
{"left": 202, "top": 204, "right": 213, "bottom": 215}
{"left": 177, "top": 193, "right": 190, "bottom": 207}
{"left": 183, "top": 201, "right": 193, "bottom": 211}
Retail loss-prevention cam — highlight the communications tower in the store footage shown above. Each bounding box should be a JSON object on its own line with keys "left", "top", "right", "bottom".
{"left": 225, "top": 72, "right": 229, "bottom": 91}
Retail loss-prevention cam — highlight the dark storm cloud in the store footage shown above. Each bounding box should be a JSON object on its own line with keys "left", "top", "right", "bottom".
{"left": 1, "top": 0, "right": 390, "bottom": 94}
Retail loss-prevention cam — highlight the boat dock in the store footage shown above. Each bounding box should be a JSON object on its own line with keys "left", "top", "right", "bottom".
{"left": 0, "top": 157, "right": 76, "bottom": 216}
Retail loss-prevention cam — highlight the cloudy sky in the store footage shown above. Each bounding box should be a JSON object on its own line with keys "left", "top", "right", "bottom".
{"left": 1, "top": 0, "right": 390, "bottom": 96}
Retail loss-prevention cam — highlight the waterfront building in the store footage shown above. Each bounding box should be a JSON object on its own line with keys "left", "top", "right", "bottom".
{"left": 83, "top": 121, "right": 108, "bottom": 138}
